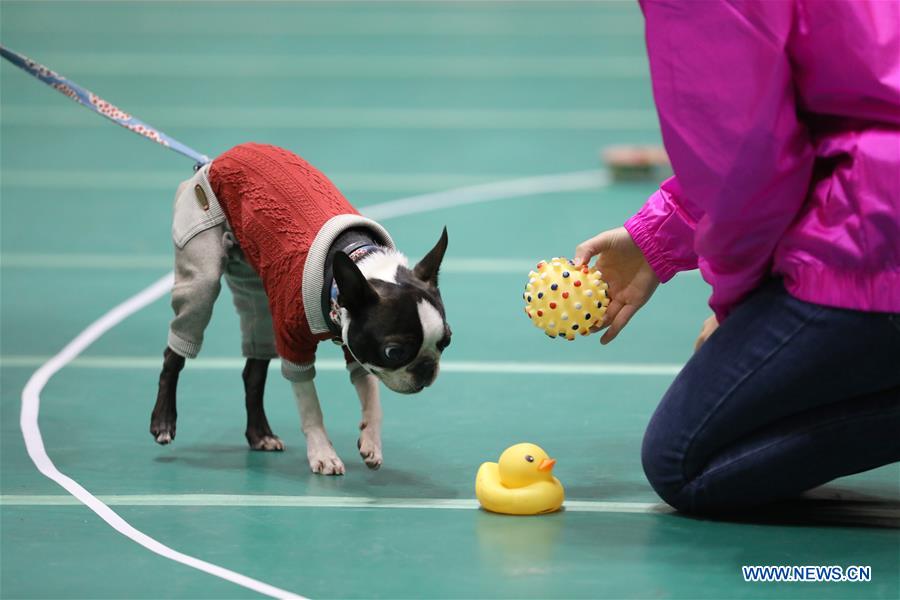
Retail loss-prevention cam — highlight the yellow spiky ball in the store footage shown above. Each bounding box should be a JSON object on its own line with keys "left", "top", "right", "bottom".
{"left": 523, "top": 258, "right": 610, "bottom": 340}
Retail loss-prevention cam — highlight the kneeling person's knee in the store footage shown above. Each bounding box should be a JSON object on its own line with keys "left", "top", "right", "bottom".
{"left": 641, "top": 408, "right": 695, "bottom": 512}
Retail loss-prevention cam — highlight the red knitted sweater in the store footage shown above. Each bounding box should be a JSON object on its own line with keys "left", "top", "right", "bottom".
{"left": 208, "top": 143, "right": 358, "bottom": 366}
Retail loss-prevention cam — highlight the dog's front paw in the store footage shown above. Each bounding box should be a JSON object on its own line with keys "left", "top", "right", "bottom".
{"left": 307, "top": 437, "right": 345, "bottom": 475}
{"left": 357, "top": 423, "right": 383, "bottom": 470}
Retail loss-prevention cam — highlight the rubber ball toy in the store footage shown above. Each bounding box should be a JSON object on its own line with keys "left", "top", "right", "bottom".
{"left": 523, "top": 258, "right": 610, "bottom": 340}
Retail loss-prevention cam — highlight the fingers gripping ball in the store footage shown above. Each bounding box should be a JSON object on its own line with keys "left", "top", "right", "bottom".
{"left": 523, "top": 258, "right": 610, "bottom": 340}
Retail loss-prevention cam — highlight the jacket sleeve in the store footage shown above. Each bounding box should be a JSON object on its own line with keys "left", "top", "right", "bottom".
{"left": 636, "top": 0, "right": 815, "bottom": 320}
{"left": 624, "top": 176, "right": 700, "bottom": 283}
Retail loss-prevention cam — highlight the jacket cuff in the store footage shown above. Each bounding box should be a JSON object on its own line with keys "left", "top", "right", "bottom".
{"left": 168, "top": 331, "right": 201, "bottom": 359}
{"left": 281, "top": 359, "right": 316, "bottom": 382}
{"left": 624, "top": 178, "right": 699, "bottom": 283}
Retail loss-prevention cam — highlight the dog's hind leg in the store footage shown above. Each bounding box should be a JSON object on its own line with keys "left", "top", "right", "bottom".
{"left": 224, "top": 250, "right": 282, "bottom": 450}
{"left": 156, "top": 218, "right": 228, "bottom": 445}
{"left": 150, "top": 347, "right": 185, "bottom": 444}
{"left": 243, "top": 358, "right": 284, "bottom": 451}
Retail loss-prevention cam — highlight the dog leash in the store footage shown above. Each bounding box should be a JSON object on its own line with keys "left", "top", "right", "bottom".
{"left": 1, "top": 44, "right": 210, "bottom": 170}
{"left": 2, "top": 44, "right": 381, "bottom": 375}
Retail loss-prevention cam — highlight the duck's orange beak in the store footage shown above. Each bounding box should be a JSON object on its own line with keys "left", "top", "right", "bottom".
{"left": 538, "top": 458, "right": 556, "bottom": 472}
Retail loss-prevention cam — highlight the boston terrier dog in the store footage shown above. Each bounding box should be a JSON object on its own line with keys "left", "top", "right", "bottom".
{"left": 150, "top": 143, "right": 450, "bottom": 475}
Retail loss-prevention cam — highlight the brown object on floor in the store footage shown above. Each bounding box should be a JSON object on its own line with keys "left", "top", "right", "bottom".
{"left": 602, "top": 145, "right": 672, "bottom": 182}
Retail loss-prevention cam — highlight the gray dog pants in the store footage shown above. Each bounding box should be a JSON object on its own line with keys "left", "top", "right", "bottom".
{"left": 167, "top": 165, "right": 278, "bottom": 362}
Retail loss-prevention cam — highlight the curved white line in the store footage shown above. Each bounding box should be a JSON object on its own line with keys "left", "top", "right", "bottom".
{"left": 19, "top": 171, "right": 609, "bottom": 598}
{"left": 363, "top": 170, "right": 608, "bottom": 220}
{"left": 20, "top": 273, "right": 305, "bottom": 599}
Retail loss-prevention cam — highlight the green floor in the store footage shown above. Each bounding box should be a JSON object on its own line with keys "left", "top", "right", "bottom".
{"left": 1, "top": 2, "right": 898, "bottom": 598}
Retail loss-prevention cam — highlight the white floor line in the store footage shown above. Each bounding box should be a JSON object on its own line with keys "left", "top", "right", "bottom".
{"left": 1, "top": 254, "right": 705, "bottom": 281}
{"left": 1, "top": 254, "right": 174, "bottom": 269}
{"left": 0, "top": 254, "right": 538, "bottom": 271}
{"left": 19, "top": 274, "right": 304, "bottom": 599}
{"left": 24, "top": 53, "right": 649, "bottom": 79}
{"left": 13, "top": 18, "right": 643, "bottom": 38}
{"left": 0, "top": 256, "right": 545, "bottom": 272}
{"left": 0, "top": 169, "right": 525, "bottom": 192}
{"left": 4, "top": 106, "right": 659, "bottom": 130}
{"left": 0, "top": 494, "right": 674, "bottom": 514}
{"left": 364, "top": 170, "right": 609, "bottom": 220}
{"left": 16, "top": 172, "right": 613, "bottom": 598}
{"left": 2, "top": 355, "right": 683, "bottom": 375}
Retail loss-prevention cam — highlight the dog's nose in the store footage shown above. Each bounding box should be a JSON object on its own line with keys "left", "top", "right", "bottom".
{"left": 409, "top": 358, "right": 437, "bottom": 383}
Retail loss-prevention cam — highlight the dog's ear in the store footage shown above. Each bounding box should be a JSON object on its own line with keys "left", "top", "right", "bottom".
{"left": 413, "top": 227, "right": 448, "bottom": 287}
{"left": 334, "top": 252, "right": 379, "bottom": 312}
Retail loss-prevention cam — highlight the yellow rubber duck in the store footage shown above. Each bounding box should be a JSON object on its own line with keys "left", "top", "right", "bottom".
{"left": 475, "top": 443, "right": 565, "bottom": 515}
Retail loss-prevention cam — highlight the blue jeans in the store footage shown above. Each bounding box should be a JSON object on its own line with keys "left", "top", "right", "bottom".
{"left": 642, "top": 279, "right": 900, "bottom": 514}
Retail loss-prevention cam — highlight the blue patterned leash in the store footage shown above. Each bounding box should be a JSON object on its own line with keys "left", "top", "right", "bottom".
{"left": 1, "top": 44, "right": 210, "bottom": 169}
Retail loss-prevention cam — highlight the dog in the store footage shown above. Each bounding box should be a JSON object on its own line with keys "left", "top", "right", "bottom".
{"left": 150, "top": 143, "right": 450, "bottom": 475}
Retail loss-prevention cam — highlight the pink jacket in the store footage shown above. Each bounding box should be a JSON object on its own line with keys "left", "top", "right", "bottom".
{"left": 624, "top": 0, "right": 900, "bottom": 321}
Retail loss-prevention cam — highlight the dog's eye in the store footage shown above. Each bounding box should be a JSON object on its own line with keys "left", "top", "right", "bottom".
{"left": 383, "top": 344, "right": 411, "bottom": 363}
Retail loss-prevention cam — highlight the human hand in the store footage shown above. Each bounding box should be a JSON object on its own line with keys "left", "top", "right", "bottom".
{"left": 694, "top": 314, "right": 718, "bottom": 352}
{"left": 574, "top": 227, "right": 660, "bottom": 344}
